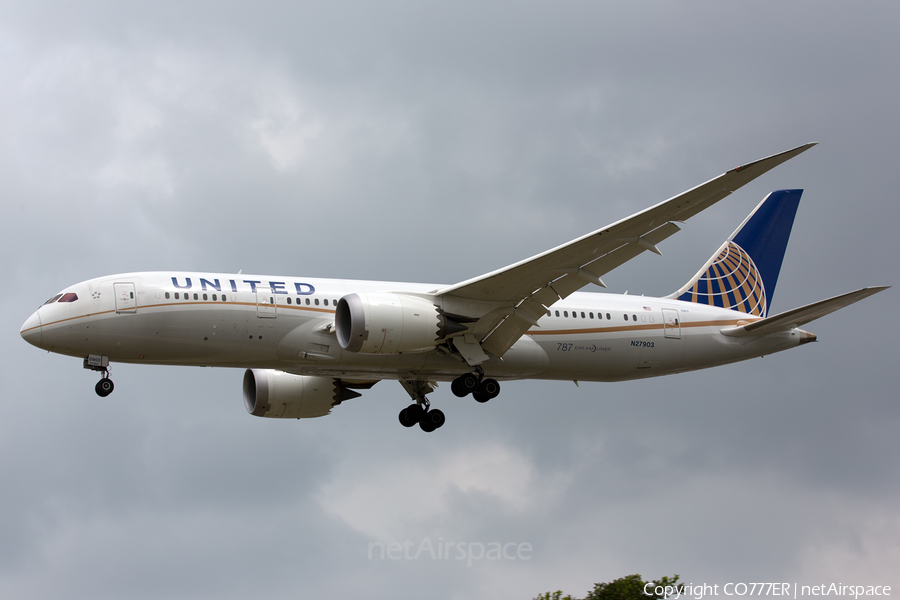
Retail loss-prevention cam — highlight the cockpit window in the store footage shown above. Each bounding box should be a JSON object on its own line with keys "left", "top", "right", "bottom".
{"left": 43, "top": 294, "right": 63, "bottom": 305}
{"left": 58, "top": 293, "right": 79, "bottom": 303}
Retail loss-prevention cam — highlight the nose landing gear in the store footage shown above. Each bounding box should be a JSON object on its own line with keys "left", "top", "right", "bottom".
{"left": 95, "top": 376, "right": 114, "bottom": 397}
{"left": 84, "top": 354, "right": 114, "bottom": 397}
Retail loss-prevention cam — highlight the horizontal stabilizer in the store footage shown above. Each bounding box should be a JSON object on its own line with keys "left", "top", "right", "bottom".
{"left": 720, "top": 286, "right": 889, "bottom": 337}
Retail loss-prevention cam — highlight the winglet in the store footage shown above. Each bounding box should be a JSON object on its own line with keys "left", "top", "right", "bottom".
{"left": 729, "top": 142, "right": 818, "bottom": 175}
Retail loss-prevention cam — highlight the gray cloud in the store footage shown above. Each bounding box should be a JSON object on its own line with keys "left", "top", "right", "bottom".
{"left": 2, "top": 1, "right": 899, "bottom": 598}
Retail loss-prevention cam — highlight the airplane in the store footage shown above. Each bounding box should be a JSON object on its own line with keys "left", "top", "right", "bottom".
{"left": 20, "top": 142, "right": 888, "bottom": 432}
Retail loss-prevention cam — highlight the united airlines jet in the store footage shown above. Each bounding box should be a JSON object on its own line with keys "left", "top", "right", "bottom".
{"left": 20, "top": 143, "right": 887, "bottom": 431}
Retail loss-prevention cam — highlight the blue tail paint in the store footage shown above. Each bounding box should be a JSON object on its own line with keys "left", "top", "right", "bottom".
{"left": 671, "top": 189, "right": 802, "bottom": 317}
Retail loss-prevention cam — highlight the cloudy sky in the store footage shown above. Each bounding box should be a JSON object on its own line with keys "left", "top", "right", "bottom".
{"left": 2, "top": 1, "right": 898, "bottom": 598}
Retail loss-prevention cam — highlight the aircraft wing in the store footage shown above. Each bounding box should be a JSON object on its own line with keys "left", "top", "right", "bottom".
{"left": 436, "top": 142, "right": 817, "bottom": 357}
{"left": 720, "top": 286, "right": 890, "bottom": 337}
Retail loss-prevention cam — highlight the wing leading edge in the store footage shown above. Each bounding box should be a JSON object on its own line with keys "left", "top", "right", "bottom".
{"left": 436, "top": 143, "right": 818, "bottom": 359}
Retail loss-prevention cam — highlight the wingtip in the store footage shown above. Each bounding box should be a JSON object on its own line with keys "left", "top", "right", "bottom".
{"left": 731, "top": 142, "right": 817, "bottom": 174}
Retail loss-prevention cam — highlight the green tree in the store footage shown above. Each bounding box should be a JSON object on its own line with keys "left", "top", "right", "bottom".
{"left": 586, "top": 574, "right": 681, "bottom": 600}
{"left": 532, "top": 593, "right": 575, "bottom": 600}
{"left": 533, "top": 573, "right": 680, "bottom": 600}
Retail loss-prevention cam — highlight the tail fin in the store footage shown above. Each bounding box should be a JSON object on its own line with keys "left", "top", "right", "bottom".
{"left": 670, "top": 189, "right": 803, "bottom": 317}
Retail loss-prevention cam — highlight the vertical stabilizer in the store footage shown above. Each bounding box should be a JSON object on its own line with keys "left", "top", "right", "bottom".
{"left": 670, "top": 189, "right": 803, "bottom": 317}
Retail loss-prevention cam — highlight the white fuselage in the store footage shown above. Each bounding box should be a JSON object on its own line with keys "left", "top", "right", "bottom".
{"left": 20, "top": 271, "right": 810, "bottom": 384}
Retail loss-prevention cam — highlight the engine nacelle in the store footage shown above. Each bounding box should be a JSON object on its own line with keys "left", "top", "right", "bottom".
{"left": 336, "top": 292, "right": 459, "bottom": 354}
{"left": 243, "top": 369, "right": 355, "bottom": 419}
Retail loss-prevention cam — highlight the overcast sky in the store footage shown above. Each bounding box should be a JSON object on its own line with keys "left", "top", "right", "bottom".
{"left": 2, "top": 2, "right": 899, "bottom": 599}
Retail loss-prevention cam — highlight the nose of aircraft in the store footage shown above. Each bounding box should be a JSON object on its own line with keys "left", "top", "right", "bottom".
{"left": 20, "top": 310, "right": 42, "bottom": 348}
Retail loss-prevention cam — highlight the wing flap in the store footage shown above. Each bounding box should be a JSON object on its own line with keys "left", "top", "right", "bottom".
{"left": 481, "top": 299, "right": 549, "bottom": 356}
{"left": 720, "top": 286, "right": 889, "bottom": 337}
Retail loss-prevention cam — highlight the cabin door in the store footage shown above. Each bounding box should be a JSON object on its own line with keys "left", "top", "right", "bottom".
{"left": 662, "top": 308, "right": 681, "bottom": 339}
{"left": 114, "top": 283, "right": 137, "bottom": 314}
{"left": 256, "top": 288, "right": 277, "bottom": 318}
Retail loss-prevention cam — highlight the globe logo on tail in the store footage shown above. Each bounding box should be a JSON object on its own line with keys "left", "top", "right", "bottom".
{"left": 677, "top": 241, "right": 767, "bottom": 317}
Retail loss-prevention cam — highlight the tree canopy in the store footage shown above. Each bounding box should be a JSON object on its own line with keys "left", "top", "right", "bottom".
{"left": 533, "top": 573, "right": 681, "bottom": 600}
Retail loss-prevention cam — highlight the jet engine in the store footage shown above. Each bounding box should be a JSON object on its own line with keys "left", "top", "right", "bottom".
{"left": 243, "top": 369, "right": 360, "bottom": 418}
{"left": 335, "top": 292, "right": 466, "bottom": 354}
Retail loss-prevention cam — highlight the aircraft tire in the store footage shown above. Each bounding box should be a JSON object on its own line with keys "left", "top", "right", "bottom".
{"left": 454, "top": 373, "right": 479, "bottom": 396}
{"left": 419, "top": 409, "right": 445, "bottom": 432}
{"left": 399, "top": 407, "right": 416, "bottom": 427}
{"left": 95, "top": 378, "right": 114, "bottom": 397}
{"left": 479, "top": 378, "right": 500, "bottom": 399}
{"left": 405, "top": 403, "right": 425, "bottom": 423}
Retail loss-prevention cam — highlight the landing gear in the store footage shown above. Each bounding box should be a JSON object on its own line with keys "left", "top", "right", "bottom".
{"left": 84, "top": 356, "right": 115, "bottom": 397}
{"left": 473, "top": 378, "right": 500, "bottom": 403}
{"left": 398, "top": 379, "right": 446, "bottom": 432}
{"left": 399, "top": 403, "right": 425, "bottom": 427}
{"left": 95, "top": 377, "right": 114, "bottom": 397}
{"left": 398, "top": 401, "right": 446, "bottom": 432}
{"left": 451, "top": 371, "right": 500, "bottom": 403}
{"left": 451, "top": 373, "right": 479, "bottom": 397}
{"left": 397, "top": 373, "right": 500, "bottom": 432}
{"left": 419, "top": 408, "right": 445, "bottom": 432}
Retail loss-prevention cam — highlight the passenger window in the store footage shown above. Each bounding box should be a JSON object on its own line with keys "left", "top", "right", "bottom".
{"left": 212, "top": 294, "right": 217, "bottom": 301}
{"left": 305, "top": 298, "right": 310, "bottom": 305}
{"left": 564, "top": 311, "right": 568, "bottom": 317}
{"left": 203, "top": 293, "right": 208, "bottom": 301}
{"left": 546, "top": 311, "right": 551, "bottom": 317}
{"left": 287, "top": 297, "right": 292, "bottom": 305}
{"left": 193, "top": 293, "right": 199, "bottom": 300}
{"left": 632, "top": 314, "right": 637, "bottom": 321}
{"left": 606, "top": 313, "right": 611, "bottom": 320}
{"left": 623, "top": 314, "right": 628, "bottom": 321}
{"left": 581, "top": 312, "right": 585, "bottom": 318}
{"left": 174, "top": 292, "right": 179, "bottom": 299}
{"left": 589, "top": 312, "right": 593, "bottom": 319}
{"left": 165, "top": 292, "right": 170, "bottom": 299}
{"left": 221, "top": 294, "right": 227, "bottom": 301}
{"left": 324, "top": 299, "right": 329, "bottom": 306}
{"left": 59, "top": 293, "right": 78, "bottom": 303}
{"left": 315, "top": 298, "right": 320, "bottom": 306}
{"left": 555, "top": 310, "right": 560, "bottom": 317}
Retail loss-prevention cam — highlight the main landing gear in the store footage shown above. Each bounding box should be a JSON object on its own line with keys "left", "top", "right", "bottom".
{"left": 398, "top": 379, "right": 445, "bottom": 432}
{"left": 398, "top": 400, "right": 446, "bottom": 432}
{"left": 450, "top": 370, "right": 500, "bottom": 403}
{"left": 397, "top": 371, "right": 501, "bottom": 432}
